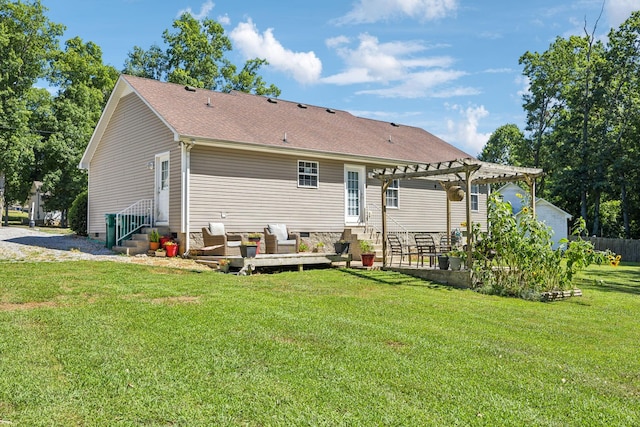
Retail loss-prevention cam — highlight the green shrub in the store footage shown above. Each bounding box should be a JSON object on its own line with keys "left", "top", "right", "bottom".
{"left": 472, "top": 192, "right": 612, "bottom": 299}
{"left": 69, "top": 190, "right": 88, "bottom": 236}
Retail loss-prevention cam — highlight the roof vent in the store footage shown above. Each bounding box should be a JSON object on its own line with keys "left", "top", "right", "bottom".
{"left": 390, "top": 122, "right": 400, "bottom": 127}
{"left": 326, "top": 108, "right": 335, "bottom": 114}
{"left": 267, "top": 97, "right": 278, "bottom": 104}
{"left": 184, "top": 86, "right": 197, "bottom": 92}
{"left": 297, "top": 103, "right": 307, "bottom": 109}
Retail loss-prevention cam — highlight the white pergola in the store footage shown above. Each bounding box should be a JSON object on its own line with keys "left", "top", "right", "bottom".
{"left": 371, "top": 158, "right": 545, "bottom": 267}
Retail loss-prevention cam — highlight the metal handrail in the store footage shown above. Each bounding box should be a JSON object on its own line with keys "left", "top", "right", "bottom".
{"left": 115, "top": 199, "right": 154, "bottom": 245}
{"left": 366, "top": 203, "right": 410, "bottom": 244}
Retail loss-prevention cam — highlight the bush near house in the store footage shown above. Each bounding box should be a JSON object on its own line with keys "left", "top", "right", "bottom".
{"left": 68, "top": 190, "right": 88, "bottom": 236}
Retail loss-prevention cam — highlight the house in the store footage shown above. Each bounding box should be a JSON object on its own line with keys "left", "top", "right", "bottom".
{"left": 497, "top": 183, "right": 572, "bottom": 249}
{"left": 80, "top": 74, "right": 490, "bottom": 254}
{"left": 27, "top": 181, "right": 61, "bottom": 226}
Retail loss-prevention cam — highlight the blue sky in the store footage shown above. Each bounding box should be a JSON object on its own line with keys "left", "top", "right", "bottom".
{"left": 44, "top": 0, "right": 638, "bottom": 156}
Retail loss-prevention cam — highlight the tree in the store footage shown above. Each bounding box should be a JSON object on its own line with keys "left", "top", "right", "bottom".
{"left": 123, "top": 13, "right": 280, "bottom": 96}
{"left": 41, "top": 37, "right": 119, "bottom": 226}
{"left": 478, "top": 124, "right": 526, "bottom": 165}
{"left": 0, "top": 0, "right": 63, "bottom": 224}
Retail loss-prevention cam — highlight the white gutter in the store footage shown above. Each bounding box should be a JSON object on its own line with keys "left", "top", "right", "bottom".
{"left": 180, "top": 139, "right": 195, "bottom": 256}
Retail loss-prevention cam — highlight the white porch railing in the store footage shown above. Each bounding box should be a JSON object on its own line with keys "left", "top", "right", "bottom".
{"left": 366, "top": 203, "right": 411, "bottom": 245}
{"left": 115, "top": 199, "right": 154, "bottom": 245}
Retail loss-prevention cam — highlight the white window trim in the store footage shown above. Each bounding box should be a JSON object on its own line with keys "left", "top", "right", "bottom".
{"left": 297, "top": 160, "right": 319, "bottom": 188}
{"left": 386, "top": 179, "right": 400, "bottom": 209}
{"left": 471, "top": 184, "right": 480, "bottom": 212}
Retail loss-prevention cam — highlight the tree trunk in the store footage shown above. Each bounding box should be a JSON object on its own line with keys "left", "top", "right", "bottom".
{"left": 591, "top": 191, "right": 600, "bottom": 236}
{"left": 621, "top": 176, "right": 630, "bottom": 239}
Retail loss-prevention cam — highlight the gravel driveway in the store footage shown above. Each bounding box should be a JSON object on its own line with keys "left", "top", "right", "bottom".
{"left": 0, "top": 226, "right": 209, "bottom": 270}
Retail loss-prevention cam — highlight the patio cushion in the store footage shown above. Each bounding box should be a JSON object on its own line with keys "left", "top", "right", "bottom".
{"left": 279, "top": 239, "right": 296, "bottom": 247}
{"left": 267, "top": 224, "right": 288, "bottom": 242}
{"left": 209, "top": 222, "right": 226, "bottom": 236}
{"left": 228, "top": 240, "right": 241, "bottom": 248}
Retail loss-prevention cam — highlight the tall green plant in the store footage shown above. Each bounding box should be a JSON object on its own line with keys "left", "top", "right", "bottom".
{"left": 473, "top": 193, "right": 612, "bottom": 300}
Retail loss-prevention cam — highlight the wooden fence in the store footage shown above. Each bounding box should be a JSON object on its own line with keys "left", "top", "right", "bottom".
{"left": 571, "top": 237, "right": 640, "bottom": 263}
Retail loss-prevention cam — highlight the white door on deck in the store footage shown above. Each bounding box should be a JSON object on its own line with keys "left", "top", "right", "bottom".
{"left": 156, "top": 153, "right": 170, "bottom": 225}
{"left": 345, "top": 165, "right": 365, "bottom": 225}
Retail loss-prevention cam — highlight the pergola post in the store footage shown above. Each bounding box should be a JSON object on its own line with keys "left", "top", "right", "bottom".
{"left": 464, "top": 169, "right": 473, "bottom": 264}
{"left": 527, "top": 176, "right": 536, "bottom": 217}
{"left": 381, "top": 179, "right": 390, "bottom": 267}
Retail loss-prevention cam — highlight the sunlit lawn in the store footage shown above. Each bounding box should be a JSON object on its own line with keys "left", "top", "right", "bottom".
{"left": 0, "top": 261, "right": 638, "bottom": 426}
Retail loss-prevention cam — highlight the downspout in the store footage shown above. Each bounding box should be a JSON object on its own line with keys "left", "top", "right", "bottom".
{"left": 181, "top": 139, "right": 195, "bottom": 256}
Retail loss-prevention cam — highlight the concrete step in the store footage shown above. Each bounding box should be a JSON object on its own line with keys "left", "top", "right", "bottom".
{"left": 112, "top": 244, "right": 149, "bottom": 256}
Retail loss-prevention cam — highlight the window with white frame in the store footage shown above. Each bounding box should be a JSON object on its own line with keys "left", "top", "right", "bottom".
{"left": 471, "top": 184, "right": 480, "bottom": 211}
{"left": 386, "top": 179, "right": 399, "bottom": 208}
{"left": 298, "top": 160, "right": 318, "bottom": 188}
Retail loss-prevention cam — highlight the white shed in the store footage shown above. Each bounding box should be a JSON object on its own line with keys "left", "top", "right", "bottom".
{"left": 497, "top": 183, "right": 572, "bottom": 249}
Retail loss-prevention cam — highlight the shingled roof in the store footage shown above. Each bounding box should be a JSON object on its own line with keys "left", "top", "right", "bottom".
{"left": 82, "top": 75, "right": 473, "bottom": 167}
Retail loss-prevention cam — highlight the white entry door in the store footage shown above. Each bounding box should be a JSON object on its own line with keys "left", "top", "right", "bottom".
{"left": 155, "top": 153, "right": 170, "bottom": 225}
{"left": 345, "top": 165, "right": 366, "bottom": 225}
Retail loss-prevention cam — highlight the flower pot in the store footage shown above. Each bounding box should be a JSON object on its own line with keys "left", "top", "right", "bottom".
{"left": 449, "top": 256, "right": 462, "bottom": 271}
{"left": 164, "top": 244, "right": 178, "bottom": 257}
{"left": 240, "top": 245, "right": 257, "bottom": 258}
{"left": 248, "top": 237, "right": 261, "bottom": 254}
{"left": 438, "top": 255, "right": 449, "bottom": 270}
{"left": 159, "top": 236, "right": 172, "bottom": 247}
{"left": 149, "top": 241, "right": 160, "bottom": 251}
{"left": 361, "top": 253, "right": 375, "bottom": 267}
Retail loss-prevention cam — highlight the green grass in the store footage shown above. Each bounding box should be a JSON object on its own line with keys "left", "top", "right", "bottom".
{"left": 0, "top": 262, "right": 639, "bottom": 426}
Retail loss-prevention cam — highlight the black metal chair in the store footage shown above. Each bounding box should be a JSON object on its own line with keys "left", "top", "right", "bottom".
{"left": 414, "top": 233, "right": 438, "bottom": 267}
{"left": 387, "top": 233, "right": 415, "bottom": 266}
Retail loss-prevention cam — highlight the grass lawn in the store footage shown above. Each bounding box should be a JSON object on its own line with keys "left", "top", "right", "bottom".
{"left": 0, "top": 262, "right": 638, "bottom": 426}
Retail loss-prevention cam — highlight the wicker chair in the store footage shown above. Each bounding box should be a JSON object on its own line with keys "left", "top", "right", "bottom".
{"left": 264, "top": 224, "right": 300, "bottom": 254}
{"left": 201, "top": 222, "right": 242, "bottom": 256}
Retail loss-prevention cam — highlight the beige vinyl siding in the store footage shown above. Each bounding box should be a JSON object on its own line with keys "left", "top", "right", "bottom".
{"left": 366, "top": 178, "right": 488, "bottom": 233}
{"left": 190, "top": 146, "right": 346, "bottom": 233}
{"left": 87, "top": 93, "right": 177, "bottom": 235}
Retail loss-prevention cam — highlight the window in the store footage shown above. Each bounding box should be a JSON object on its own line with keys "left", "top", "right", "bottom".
{"left": 160, "top": 160, "right": 169, "bottom": 190}
{"left": 471, "top": 184, "right": 479, "bottom": 211}
{"left": 386, "top": 179, "right": 399, "bottom": 208}
{"left": 298, "top": 160, "right": 318, "bottom": 188}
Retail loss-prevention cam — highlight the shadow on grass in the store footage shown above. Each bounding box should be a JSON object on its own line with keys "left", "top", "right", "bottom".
{"left": 341, "top": 268, "right": 452, "bottom": 290}
{"left": 578, "top": 264, "right": 640, "bottom": 296}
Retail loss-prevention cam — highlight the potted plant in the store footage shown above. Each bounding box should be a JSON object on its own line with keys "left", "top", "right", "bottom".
{"left": 164, "top": 241, "right": 178, "bottom": 257}
{"left": 334, "top": 239, "right": 350, "bottom": 255}
{"left": 298, "top": 242, "right": 309, "bottom": 253}
{"left": 447, "top": 249, "right": 464, "bottom": 271}
{"left": 437, "top": 254, "right": 449, "bottom": 270}
{"left": 159, "top": 234, "right": 172, "bottom": 248}
{"left": 218, "top": 258, "right": 230, "bottom": 273}
{"left": 240, "top": 241, "right": 258, "bottom": 258}
{"left": 359, "top": 240, "right": 376, "bottom": 267}
{"left": 155, "top": 247, "right": 166, "bottom": 257}
{"left": 148, "top": 229, "right": 160, "bottom": 250}
{"left": 248, "top": 232, "right": 262, "bottom": 254}
{"left": 313, "top": 242, "right": 325, "bottom": 253}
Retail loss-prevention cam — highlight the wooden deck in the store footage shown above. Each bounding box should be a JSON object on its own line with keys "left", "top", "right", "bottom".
{"left": 193, "top": 252, "right": 352, "bottom": 274}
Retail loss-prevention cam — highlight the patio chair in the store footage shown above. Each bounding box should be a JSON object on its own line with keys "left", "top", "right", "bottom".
{"left": 264, "top": 224, "right": 300, "bottom": 254}
{"left": 387, "top": 233, "right": 416, "bottom": 266}
{"left": 414, "top": 233, "right": 438, "bottom": 267}
{"left": 201, "top": 222, "right": 242, "bottom": 256}
{"left": 439, "top": 235, "right": 452, "bottom": 254}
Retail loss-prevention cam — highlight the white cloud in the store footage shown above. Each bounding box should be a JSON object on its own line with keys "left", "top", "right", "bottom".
{"left": 178, "top": 0, "right": 214, "bottom": 20}
{"left": 606, "top": 0, "right": 638, "bottom": 27}
{"left": 322, "top": 33, "right": 475, "bottom": 98}
{"left": 444, "top": 104, "right": 491, "bottom": 155}
{"left": 217, "top": 14, "right": 231, "bottom": 25}
{"left": 336, "top": 0, "right": 459, "bottom": 24}
{"left": 229, "top": 19, "right": 322, "bottom": 85}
